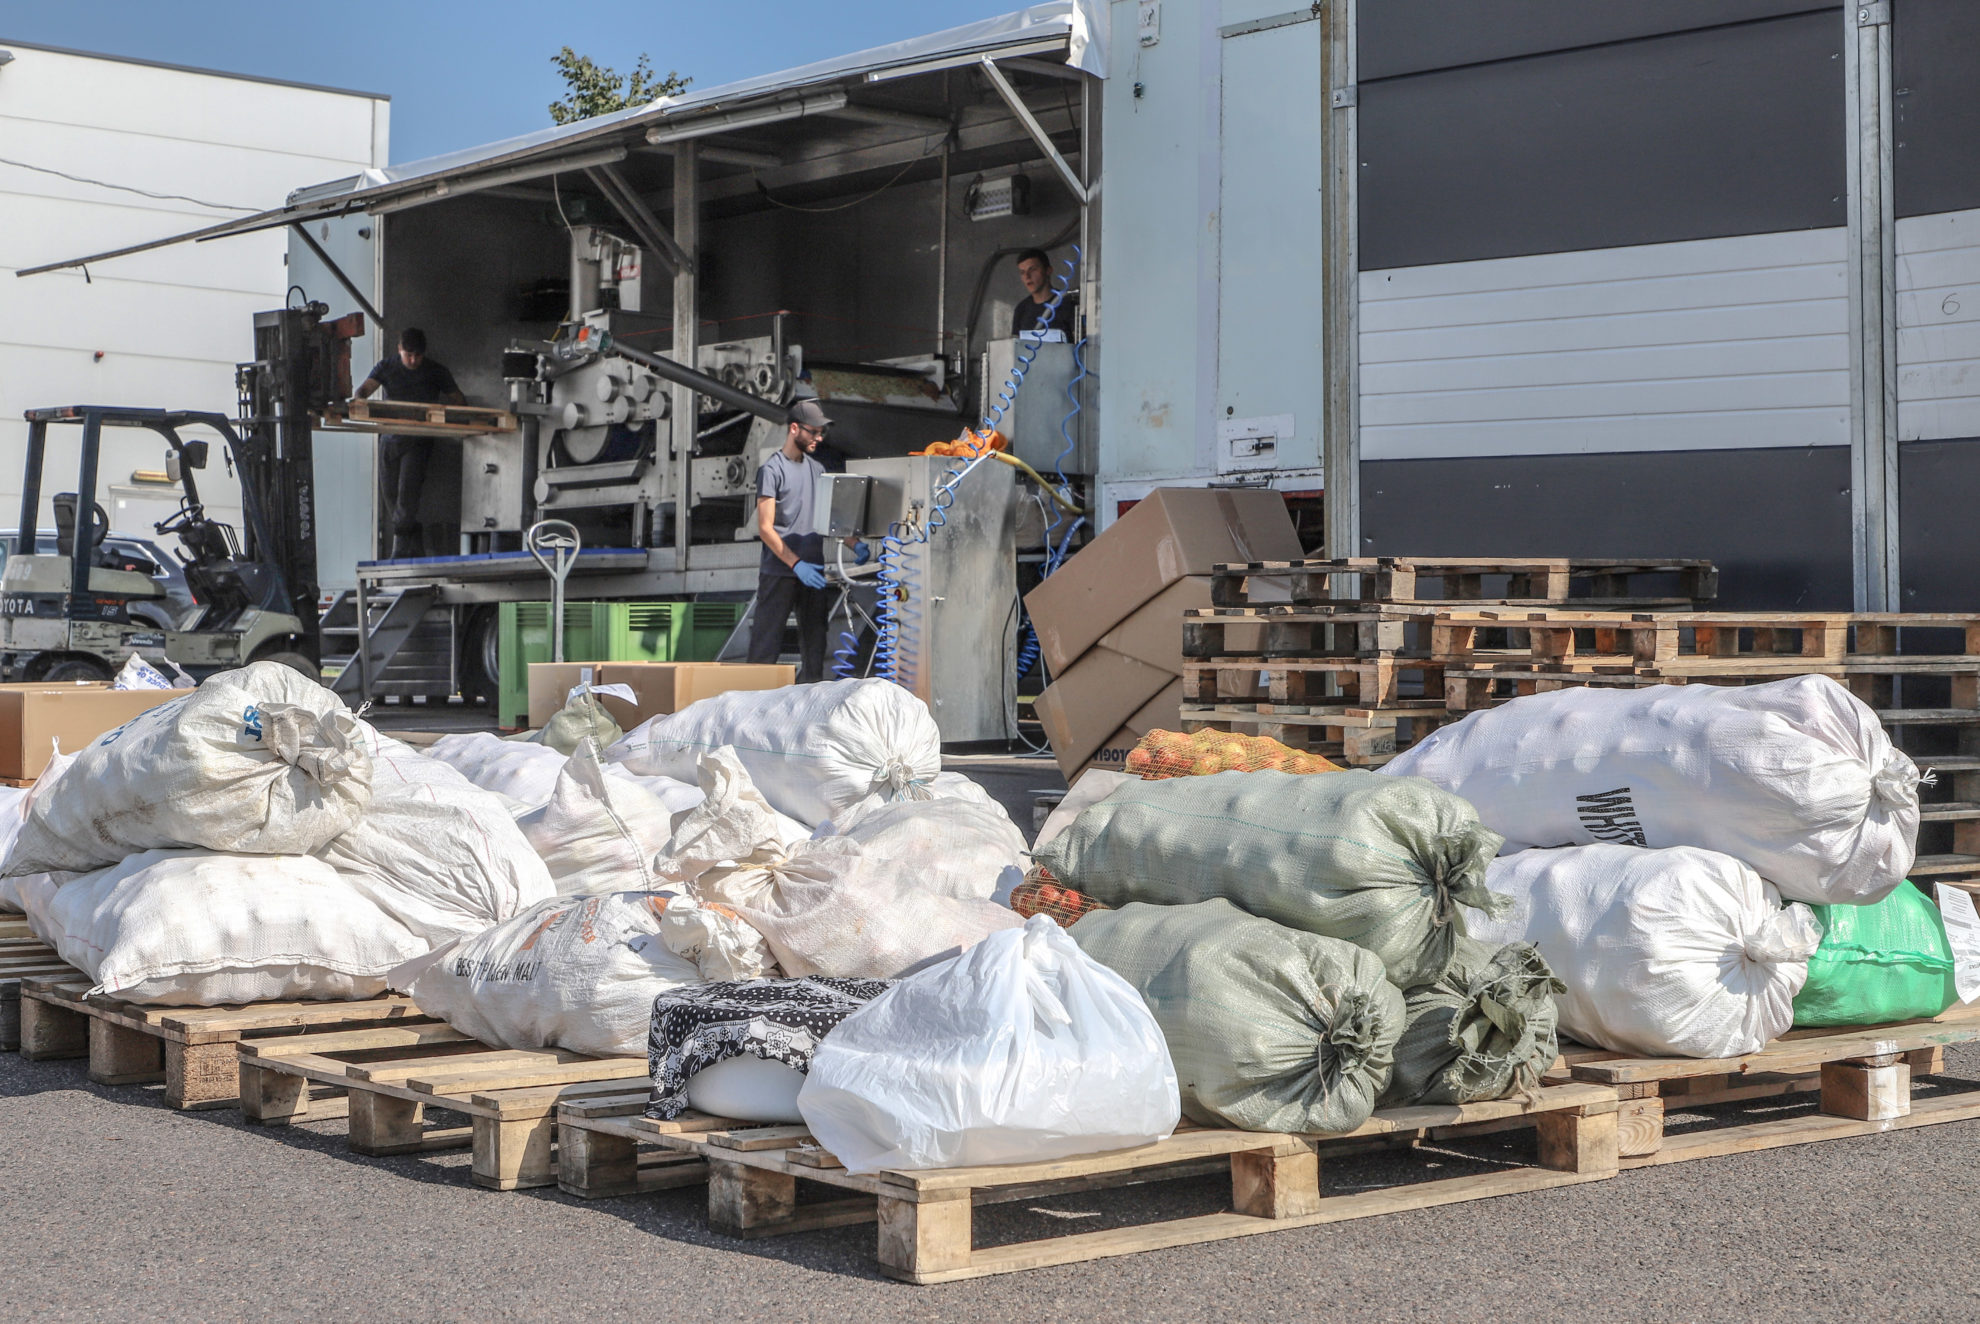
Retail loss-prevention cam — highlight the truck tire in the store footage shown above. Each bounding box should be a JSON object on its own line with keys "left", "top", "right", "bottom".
{"left": 459, "top": 606, "right": 499, "bottom": 708}
{"left": 250, "top": 651, "right": 322, "bottom": 683}
{"left": 41, "top": 657, "right": 114, "bottom": 683}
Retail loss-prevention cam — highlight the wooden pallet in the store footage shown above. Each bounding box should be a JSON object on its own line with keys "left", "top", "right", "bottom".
{"left": 1433, "top": 610, "right": 1855, "bottom": 675}
{"left": 1183, "top": 656, "right": 1444, "bottom": 709}
{"left": 1178, "top": 701, "right": 1454, "bottom": 765}
{"left": 0, "top": 941, "right": 77, "bottom": 1052}
{"left": 237, "top": 1030, "right": 648, "bottom": 1190}
{"left": 558, "top": 1082, "right": 1619, "bottom": 1284}
{"left": 1567, "top": 1000, "right": 1980, "bottom": 1167}
{"left": 19, "top": 977, "right": 435, "bottom": 1110}
{"left": 319, "top": 398, "right": 518, "bottom": 437}
{"left": 1209, "top": 557, "right": 1716, "bottom": 610}
{"left": 0, "top": 915, "right": 32, "bottom": 942}
{"left": 1181, "top": 606, "right": 1437, "bottom": 661}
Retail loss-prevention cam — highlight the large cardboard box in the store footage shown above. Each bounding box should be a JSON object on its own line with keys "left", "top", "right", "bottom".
{"left": 1033, "top": 647, "right": 1174, "bottom": 777}
{"left": 0, "top": 682, "right": 193, "bottom": 780}
{"left": 1095, "top": 576, "right": 1263, "bottom": 675}
{"left": 1025, "top": 488, "right": 1302, "bottom": 676}
{"left": 1074, "top": 680, "right": 1185, "bottom": 780}
{"left": 528, "top": 661, "right": 794, "bottom": 729}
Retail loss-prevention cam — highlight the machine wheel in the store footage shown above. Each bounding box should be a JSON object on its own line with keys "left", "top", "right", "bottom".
{"left": 126, "top": 601, "right": 179, "bottom": 632}
{"left": 250, "top": 651, "right": 322, "bottom": 683}
{"left": 41, "top": 656, "right": 114, "bottom": 683}
{"left": 459, "top": 606, "right": 500, "bottom": 708}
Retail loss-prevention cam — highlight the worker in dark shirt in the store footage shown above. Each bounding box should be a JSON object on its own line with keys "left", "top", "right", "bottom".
{"left": 1010, "top": 247, "right": 1078, "bottom": 340}
{"left": 354, "top": 327, "right": 465, "bottom": 559}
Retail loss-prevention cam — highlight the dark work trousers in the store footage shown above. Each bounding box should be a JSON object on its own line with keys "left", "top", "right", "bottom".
{"left": 748, "top": 571, "right": 830, "bottom": 683}
{"left": 379, "top": 435, "right": 431, "bottom": 559}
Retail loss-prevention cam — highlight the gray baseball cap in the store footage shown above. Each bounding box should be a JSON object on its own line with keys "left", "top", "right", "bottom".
{"left": 788, "top": 398, "right": 833, "bottom": 429}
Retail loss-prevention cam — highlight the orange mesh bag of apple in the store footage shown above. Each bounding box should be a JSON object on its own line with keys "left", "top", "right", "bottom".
{"left": 1008, "top": 868, "right": 1110, "bottom": 928}
{"left": 1124, "top": 729, "right": 1341, "bottom": 779}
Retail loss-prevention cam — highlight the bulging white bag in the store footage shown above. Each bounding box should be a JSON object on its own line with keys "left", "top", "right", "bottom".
{"left": 29, "top": 849, "right": 426, "bottom": 1005}
{"left": 394, "top": 891, "right": 707, "bottom": 1057}
{"left": 1, "top": 748, "right": 78, "bottom": 913}
{"left": 606, "top": 677, "right": 942, "bottom": 826}
{"left": 517, "top": 740, "right": 677, "bottom": 894}
{"left": 317, "top": 727, "right": 555, "bottom": 947}
{"left": 829, "top": 795, "right": 1029, "bottom": 903}
{"left": 1470, "top": 843, "right": 1821, "bottom": 1058}
{"left": 799, "top": 915, "right": 1180, "bottom": 1173}
{"left": 6, "top": 661, "right": 374, "bottom": 876}
{"left": 426, "top": 732, "right": 571, "bottom": 809}
{"left": 1385, "top": 675, "right": 1920, "bottom": 905}
{"left": 666, "top": 750, "right": 1020, "bottom": 979}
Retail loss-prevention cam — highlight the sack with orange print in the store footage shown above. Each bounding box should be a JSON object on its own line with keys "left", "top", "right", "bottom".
{"left": 1009, "top": 867, "right": 1110, "bottom": 928}
{"left": 1125, "top": 728, "right": 1342, "bottom": 780}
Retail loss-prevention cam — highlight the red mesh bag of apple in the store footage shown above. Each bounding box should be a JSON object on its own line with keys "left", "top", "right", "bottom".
{"left": 1008, "top": 867, "right": 1110, "bottom": 928}
{"left": 1124, "top": 728, "right": 1342, "bottom": 779}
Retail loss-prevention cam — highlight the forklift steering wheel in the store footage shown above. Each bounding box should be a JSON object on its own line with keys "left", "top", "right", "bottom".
{"left": 86, "top": 502, "right": 110, "bottom": 546}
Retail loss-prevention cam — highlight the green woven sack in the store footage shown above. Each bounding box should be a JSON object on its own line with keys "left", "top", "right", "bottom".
{"left": 1035, "top": 769, "right": 1507, "bottom": 989}
{"left": 1792, "top": 880, "right": 1956, "bottom": 1028}
{"left": 1381, "top": 937, "right": 1564, "bottom": 1108}
{"left": 1069, "top": 899, "right": 1405, "bottom": 1135}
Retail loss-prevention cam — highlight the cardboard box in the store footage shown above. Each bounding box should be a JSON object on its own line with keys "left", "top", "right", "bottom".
{"left": 0, "top": 682, "right": 193, "bottom": 780}
{"left": 1094, "top": 576, "right": 1262, "bottom": 675}
{"left": 527, "top": 661, "right": 795, "bottom": 729}
{"left": 1074, "top": 680, "right": 1185, "bottom": 780}
{"left": 1025, "top": 488, "right": 1302, "bottom": 676}
{"left": 1033, "top": 647, "right": 1175, "bottom": 777}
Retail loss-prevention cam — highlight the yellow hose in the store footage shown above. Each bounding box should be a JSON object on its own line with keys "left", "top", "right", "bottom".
{"left": 987, "top": 450, "right": 1087, "bottom": 514}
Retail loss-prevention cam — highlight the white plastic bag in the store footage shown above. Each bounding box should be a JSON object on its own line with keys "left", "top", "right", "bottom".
{"left": 394, "top": 891, "right": 704, "bottom": 1057}
{"left": 607, "top": 677, "right": 942, "bottom": 826}
{"left": 426, "top": 732, "right": 571, "bottom": 809}
{"left": 517, "top": 740, "right": 677, "bottom": 894}
{"left": 111, "top": 652, "right": 180, "bottom": 690}
{"left": 829, "top": 794, "right": 1029, "bottom": 903}
{"left": 666, "top": 751, "right": 1019, "bottom": 979}
{"left": 1384, "top": 676, "right": 1920, "bottom": 905}
{"left": 28, "top": 848, "right": 426, "bottom": 1005}
{"left": 1469, "top": 843, "right": 1821, "bottom": 1058}
{"left": 5, "top": 661, "right": 374, "bottom": 876}
{"left": 316, "top": 727, "right": 555, "bottom": 947}
{"left": 799, "top": 915, "right": 1180, "bottom": 1173}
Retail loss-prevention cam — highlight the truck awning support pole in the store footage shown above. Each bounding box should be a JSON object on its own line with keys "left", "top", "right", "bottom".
{"left": 672, "top": 142, "right": 700, "bottom": 572}
{"left": 585, "top": 165, "right": 691, "bottom": 278}
{"left": 978, "top": 57, "right": 1090, "bottom": 207}
{"left": 289, "top": 224, "right": 386, "bottom": 335}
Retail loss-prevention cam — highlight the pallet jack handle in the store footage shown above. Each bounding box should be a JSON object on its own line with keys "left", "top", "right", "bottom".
{"left": 525, "top": 519, "right": 582, "bottom": 663}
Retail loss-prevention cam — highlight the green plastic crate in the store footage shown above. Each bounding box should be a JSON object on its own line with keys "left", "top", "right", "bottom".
{"left": 497, "top": 600, "right": 748, "bottom": 726}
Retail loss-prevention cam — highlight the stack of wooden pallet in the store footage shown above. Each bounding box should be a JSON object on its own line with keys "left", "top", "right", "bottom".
{"left": 1179, "top": 557, "right": 1716, "bottom": 766}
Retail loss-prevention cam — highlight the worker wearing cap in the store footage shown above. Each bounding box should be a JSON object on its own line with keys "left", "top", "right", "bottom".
{"left": 750, "top": 399, "right": 867, "bottom": 683}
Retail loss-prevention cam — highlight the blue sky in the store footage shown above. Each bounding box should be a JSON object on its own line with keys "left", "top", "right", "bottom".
{"left": 1, "top": 0, "right": 1022, "bottom": 164}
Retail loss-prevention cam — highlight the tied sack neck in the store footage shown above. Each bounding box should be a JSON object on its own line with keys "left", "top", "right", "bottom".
{"left": 1873, "top": 748, "right": 1924, "bottom": 811}
{"left": 1426, "top": 822, "right": 1513, "bottom": 930}
{"left": 870, "top": 757, "right": 925, "bottom": 802}
{"left": 258, "top": 702, "right": 364, "bottom": 784}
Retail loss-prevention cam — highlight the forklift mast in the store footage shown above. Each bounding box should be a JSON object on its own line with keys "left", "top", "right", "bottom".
{"left": 234, "top": 304, "right": 363, "bottom": 652}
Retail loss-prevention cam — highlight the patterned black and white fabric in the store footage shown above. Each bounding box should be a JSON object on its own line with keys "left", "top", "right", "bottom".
{"left": 646, "top": 977, "right": 892, "bottom": 1120}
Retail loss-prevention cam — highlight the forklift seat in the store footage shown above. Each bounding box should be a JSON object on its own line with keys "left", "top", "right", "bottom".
{"left": 51, "top": 493, "right": 111, "bottom": 566}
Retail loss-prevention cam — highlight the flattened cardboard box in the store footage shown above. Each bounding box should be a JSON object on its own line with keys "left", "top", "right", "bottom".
{"left": 1034, "top": 648, "right": 1175, "bottom": 778}
{"left": 0, "top": 682, "right": 193, "bottom": 780}
{"left": 1025, "top": 487, "right": 1302, "bottom": 677}
{"left": 528, "top": 661, "right": 794, "bottom": 729}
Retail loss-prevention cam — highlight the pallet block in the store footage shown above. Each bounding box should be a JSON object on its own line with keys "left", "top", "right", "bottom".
{"left": 0, "top": 942, "right": 77, "bottom": 1052}
{"left": 19, "top": 977, "right": 432, "bottom": 1109}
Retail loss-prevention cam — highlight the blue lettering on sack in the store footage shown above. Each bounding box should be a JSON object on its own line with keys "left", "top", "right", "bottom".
{"left": 242, "top": 704, "right": 264, "bottom": 743}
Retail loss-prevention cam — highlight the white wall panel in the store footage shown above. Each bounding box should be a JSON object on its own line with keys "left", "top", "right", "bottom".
{"left": 1896, "top": 207, "right": 1980, "bottom": 441}
{"left": 1360, "top": 228, "right": 1851, "bottom": 459}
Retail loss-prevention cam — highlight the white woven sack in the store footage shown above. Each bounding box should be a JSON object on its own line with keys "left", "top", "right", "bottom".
{"left": 5, "top": 661, "right": 374, "bottom": 876}
{"left": 316, "top": 727, "right": 555, "bottom": 947}
{"left": 799, "top": 915, "right": 1180, "bottom": 1172}
{"left": 28, "top": 849, "right": 425, "bottom": 1006}
{"left": 831, "top": 795, "right": 1028, "bottom": 903}
{"left": 394, "top": 891, "right": 704, "bottom": 1057}
{"left": 426, "top": 732, "right": 570, "bottom": 809}
{"left": 0, "top": 747, "right": 77, "bottom": 912}
{"left": 517, "top": 740, "right": 678, "bottom": 894}
{"left": 667, "top": 750, "right": 1019, "bottom": 979}
{"left": 606, "top": 677, "right": 942, "bottom": 826}
{"left": 1469, "top": 844, "right": 1821, "bottom": 1058}
{"left": 1384, "top": 675, "right": 1920, "bottom": 905}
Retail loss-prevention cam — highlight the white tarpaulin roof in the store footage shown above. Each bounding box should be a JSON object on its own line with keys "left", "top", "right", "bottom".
{"left": 20, "top": 0, "right": 1103, "bottom": 277}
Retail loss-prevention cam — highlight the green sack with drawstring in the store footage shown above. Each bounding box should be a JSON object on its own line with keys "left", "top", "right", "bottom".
{"left": 1070, "top": 899, "right": 1404, "bottom": 1135}
{"left": 1034, "top": 769, "right": 1507, "bottom": 990}
{"left": 1380, "top": 936, "right": 1563, "bottom": 1108}
{"left": 1792, "top": 880, "right": 1957, "bottom": 1028}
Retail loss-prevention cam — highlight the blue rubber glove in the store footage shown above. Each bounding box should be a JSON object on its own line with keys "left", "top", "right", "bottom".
{"left": 794, "top": 561, "right": 828, "bottom": 589}
{"left": 852, "top": 540, "right": 873, "bottom": 566}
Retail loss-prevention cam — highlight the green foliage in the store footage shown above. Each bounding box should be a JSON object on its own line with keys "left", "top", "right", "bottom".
{"left": 548, "top": 48, "right": 690, "bottom": 125}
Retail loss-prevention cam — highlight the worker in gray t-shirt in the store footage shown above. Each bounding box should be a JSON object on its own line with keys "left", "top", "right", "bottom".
{"left": 749, "top": 399, "right": 867, "bottom": 682}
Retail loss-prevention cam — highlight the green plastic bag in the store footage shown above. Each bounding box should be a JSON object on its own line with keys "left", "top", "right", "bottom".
{"left": 1792, "top": 880, "right": 1957, "bottom": 1028}
{"left": 1034, "top": 769, "right": 1507, "bottom": 989}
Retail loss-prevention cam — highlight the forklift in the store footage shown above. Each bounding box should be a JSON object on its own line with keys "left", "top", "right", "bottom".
{"left": 0, "top": 304, "right": 362, "bottom": 684}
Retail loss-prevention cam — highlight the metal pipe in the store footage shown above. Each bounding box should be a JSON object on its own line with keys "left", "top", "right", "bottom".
{"left": 936, "top": 140, "right": 950, "bottom": 364}
{"left": 598, "top": 333, "right": 788, "bottom": 426}
{"left": 672, "top": 141, "right": 700, "bottom": 571}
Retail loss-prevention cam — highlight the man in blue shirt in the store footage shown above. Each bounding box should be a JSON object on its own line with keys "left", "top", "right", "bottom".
{"left": 749, "top": 399, "right": 866, "bottom": 682}
{"left": 355, "top": 327, "right": 465, "bottom": 559}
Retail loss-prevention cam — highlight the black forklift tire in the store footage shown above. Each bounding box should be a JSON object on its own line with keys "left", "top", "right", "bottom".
{"left": 250, "top": 651, "right": 322, "bottom": 683}
{"left": 40, "top": 657, "right": 114, "bottom": 683}
{"left": 459, "top": 606, "right": 500, "bottom": 708}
